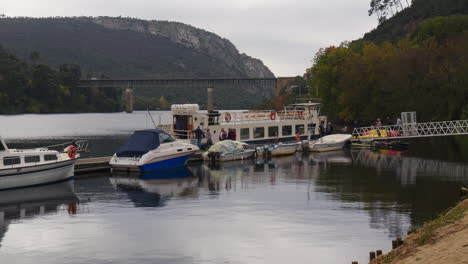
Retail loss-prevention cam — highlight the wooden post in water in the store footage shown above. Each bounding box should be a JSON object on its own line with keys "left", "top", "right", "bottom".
{"left": 376, "top": 250, "right": 383, "bottom": 256}
{"left": 397, "top": 237, "right": 403, "bottom": 246}
{"left": 392, "top": 240, "right": 398, "bottom": 249}
{"left": 370, "top": 251, "right": 376, "bottom": 261}
{"left": 352, "top": 261, "right": 358, "bottom": 264}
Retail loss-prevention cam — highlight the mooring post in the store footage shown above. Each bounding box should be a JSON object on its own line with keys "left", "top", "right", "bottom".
{"left": 376, "top": 250, "right": 382, "bottom": 257}
{"left": 0, "top": 211, "right": 4, "bottom": 230}
{"left": 396, "top": 237, "right": 403, "bottom": 246}
{"left": 352, "top": 261, "right": 358, "bottom": 264}
{"left": 392, "top": 240, "right": 398, "bottom": 249}
{"left": 125, "top": 86, "right": 134, "bottom": 113}
{"left": 369, "top": 251, "right": 376, "bottom": 261}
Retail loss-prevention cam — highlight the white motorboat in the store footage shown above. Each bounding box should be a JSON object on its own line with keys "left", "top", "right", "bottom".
{"left": 308, "top": 134, "right": 352, "bottom": 152}
{"left": 0, "top": 138, "right": 80, "bottom": 191}
{"left": 203, "top": 140, "right": 256, "bottom": 162}
{"left": 110, "top": 129, "right": 199, "bottom": 172}
{"left": 268, "top": 142, "right": 300, "bottom": 156}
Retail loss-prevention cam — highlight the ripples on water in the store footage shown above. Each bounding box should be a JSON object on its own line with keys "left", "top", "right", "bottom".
{"left": 0, "top": 112, "right": 467, "bottom": 264}
{"left": 0, "top": 150, "right": 466, "bottom": 264}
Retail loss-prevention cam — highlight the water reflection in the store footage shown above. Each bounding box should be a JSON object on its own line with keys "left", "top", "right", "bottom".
{"left": 351, "top": 149, "right": 468, "bottom": 184}
{"left": 110, "top": 167, "right": 199, "bottom": 207}
{"left": 0, "top": 180, "right": 78, "bottom": 246}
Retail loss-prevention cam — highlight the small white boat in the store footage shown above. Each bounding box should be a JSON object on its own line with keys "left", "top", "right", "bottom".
{"left": 110, "top": 129, "right": 199, "bottom": 172}
{"left": 203, "top": 140, "right": 255, "bottom": 162}
{"left": 308, "top": 134, "right": 352, "bottom": 152}
{"left": 0, "top": 138, "right": 80, "bottom": 191}
{"left": 268, "top": 142, "right": 299, "bottom": 156}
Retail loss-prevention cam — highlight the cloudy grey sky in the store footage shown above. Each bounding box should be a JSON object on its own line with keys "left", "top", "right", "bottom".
{"left": 2, "top": 0, "right": 377, "bottom": 76}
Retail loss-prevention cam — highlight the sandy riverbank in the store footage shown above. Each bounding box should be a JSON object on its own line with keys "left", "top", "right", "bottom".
{"left": 371, "top": 198, "right": 468, "bottom": 264}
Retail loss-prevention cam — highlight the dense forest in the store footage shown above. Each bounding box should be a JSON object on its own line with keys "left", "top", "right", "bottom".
{"left": 308, "top": 0, "right": 468, "bottom": 124}
{"left": 0, "top": 46, "right": 122, "bottom": 114}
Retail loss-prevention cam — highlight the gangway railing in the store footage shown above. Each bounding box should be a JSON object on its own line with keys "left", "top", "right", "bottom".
{"left": 352, "top": 120, "right": 468, "bottom": 141}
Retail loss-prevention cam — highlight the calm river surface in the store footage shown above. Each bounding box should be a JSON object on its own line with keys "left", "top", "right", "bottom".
{"left": 0, "top": 112, "right": 467, "bottom": 264}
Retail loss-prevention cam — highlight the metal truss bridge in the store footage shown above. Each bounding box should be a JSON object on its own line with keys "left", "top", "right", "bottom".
{"left": 351, "top": 119, "right": 468, "bottom": 142}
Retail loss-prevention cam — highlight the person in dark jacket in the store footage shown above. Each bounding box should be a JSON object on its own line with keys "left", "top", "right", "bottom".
{"left": 319, "top": 121, "right": 325, "bottom": 137}
{"left": 192, "top": 126, "right": 205, "bottom": 147}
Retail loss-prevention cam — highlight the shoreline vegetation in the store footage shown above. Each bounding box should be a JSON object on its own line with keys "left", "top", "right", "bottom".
{"left": 0, "top": 46, "right": 123, "bottom": 114}
{"left": 368, "top": 197, "right": 467, "bottom": 264}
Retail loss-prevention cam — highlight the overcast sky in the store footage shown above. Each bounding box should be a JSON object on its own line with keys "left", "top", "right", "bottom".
{"left": 2, "top": 0, "right": 377, "bottom": 76}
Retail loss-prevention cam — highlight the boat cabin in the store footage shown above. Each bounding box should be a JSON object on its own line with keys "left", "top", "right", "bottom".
{"left": 0, "top": 137, "right": 67, "bottom": 169}
{"left": 171, "top": 103, "right": 327, "bottom": 144}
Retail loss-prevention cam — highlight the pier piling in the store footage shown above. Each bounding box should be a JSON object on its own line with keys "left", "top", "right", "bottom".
{"left": 369, "top": 251, "right": 376, "bottom": 261}
{"left": 376, "top": 250, "right": 382, "bottom": 256}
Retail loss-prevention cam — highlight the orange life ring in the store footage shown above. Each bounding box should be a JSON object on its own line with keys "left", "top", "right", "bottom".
{"left": 66, "top": 145, "right": 77, "bottom": 159}
{"left": 270, "top": 111, "right": 276, "bottom": 120}
{"left": 297, "top": 111, "right": 304, "bottom": 119}
{"left": 225, "top": 112, "right": 232, "bottom": 123}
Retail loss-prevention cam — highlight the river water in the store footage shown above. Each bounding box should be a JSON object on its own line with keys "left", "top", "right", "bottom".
{"left": 0, "top": 112, "right": 467, "bottom": 264}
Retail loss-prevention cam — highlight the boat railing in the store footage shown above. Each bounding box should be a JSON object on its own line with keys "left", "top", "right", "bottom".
{"left": 173, "top": 129, "right": 193, "bottom": 139}
{"left": 219, "top": 110, "right": 313, "bottom": 124}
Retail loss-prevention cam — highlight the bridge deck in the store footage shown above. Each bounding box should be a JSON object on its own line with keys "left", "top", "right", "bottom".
{"left": 351, "top": 120, "right": 468, "bottom": 141}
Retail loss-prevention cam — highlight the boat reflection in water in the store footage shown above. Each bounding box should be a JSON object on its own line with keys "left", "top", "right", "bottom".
{"left": 110, "top": 167, "right": 199, "bottom": 207}
{"left": 0, "top": 180, "right": 78, "bottom": 246}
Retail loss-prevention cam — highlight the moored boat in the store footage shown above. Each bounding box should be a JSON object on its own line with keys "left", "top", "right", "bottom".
{"left": 268, "top": 142, "right": 300, "bottom": 156}
{"left": 308, "top": 134, "right": 352, "bottom": 152}
{"left": 0, "top": 138, "right": 81, "bottom": 191}
{"left": 169, "top": 101, "right": 328, "bottom": 145}
{"left": 110, "top": 129, "right": 199, "bottom": 172}
{"left": 202, "top": 140, "right": 255, "bottom": 162}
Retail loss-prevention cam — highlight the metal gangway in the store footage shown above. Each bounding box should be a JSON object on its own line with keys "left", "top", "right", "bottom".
{"left": 351, "top": 112, "right": 468, "bottom": 141}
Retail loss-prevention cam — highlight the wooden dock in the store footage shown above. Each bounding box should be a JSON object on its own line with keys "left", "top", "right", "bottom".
{"left": 75, "top": 157, "right": 111, "bottom": 174}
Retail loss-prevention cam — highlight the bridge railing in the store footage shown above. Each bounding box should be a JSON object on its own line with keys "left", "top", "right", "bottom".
{"left": 352, "top": 120, "right": 468, "bottom": 141}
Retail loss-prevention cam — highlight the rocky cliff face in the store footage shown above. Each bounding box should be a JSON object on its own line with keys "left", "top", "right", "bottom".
{"left": 88, "top": 17, "right": 274, "bottom": 78}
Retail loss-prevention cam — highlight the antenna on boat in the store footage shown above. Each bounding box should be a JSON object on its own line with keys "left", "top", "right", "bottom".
{"left": 147, "top": 109, "right": 158, "bottom": 129}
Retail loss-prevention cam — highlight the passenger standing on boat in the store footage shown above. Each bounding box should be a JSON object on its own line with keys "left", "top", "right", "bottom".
{"left": 219, "top": 128, "right": 227, "bottom": 141}
{"left": 192, "top": 126, "right": 205, "bottom": 147}
{"left": 326, "top": 122, "right": 334, "bottom": 135}
{"left": 319, "top": 121, "right": 325, "bottom": 137}
{"left": 206, "top": 128, "right": 213, "bottom": 146}
{"left": 232, "top": 129, "right": 236, "bottom": 140}
{"left": 227, "top": 128, "right": 233, "bottom": 140}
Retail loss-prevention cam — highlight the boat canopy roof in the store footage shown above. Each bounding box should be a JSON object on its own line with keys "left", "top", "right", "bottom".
{"left": 116, "top": 129, "right": 173, "bottom": 157}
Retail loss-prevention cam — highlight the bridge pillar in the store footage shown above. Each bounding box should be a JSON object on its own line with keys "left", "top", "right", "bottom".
{"left": 207, "top": 87, "right": 214, "bottom": 112}
{"left": 125, "top": 87, "right": 134, "bottom": 113}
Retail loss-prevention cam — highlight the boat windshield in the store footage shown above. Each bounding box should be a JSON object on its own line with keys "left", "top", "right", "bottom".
{"left": 159, "top": 133, "right": 176, "bottom": 144}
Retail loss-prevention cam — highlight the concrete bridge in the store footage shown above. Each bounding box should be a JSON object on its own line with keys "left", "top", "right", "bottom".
{"left": 77, "top": 77, "right": 295, "bottom": 112}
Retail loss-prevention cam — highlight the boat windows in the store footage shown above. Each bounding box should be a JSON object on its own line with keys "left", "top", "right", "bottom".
{"left": 4, "top": 156, "right": 20, "bottom": 166}
{"left": 295, "top": 125, "right": 305, "bottom": 135}
{"left": 268, "top": 126, "right": 279, "bottom": 137}
{"left": 44, "top": 154, "right": 58, "bottom": 161}
{"left": 240, "top": 128, "right": 250, "bottom": 140}
{"left": 159, "top": 133, "right": 176, "bottom": 144}
{"left": 25, "top": 155, "right": 40, "bottom": 163}
{"left": 254, "top": 127, "right": 265, "bottom": 139}
{"left": 282, "top": 125, "right": 292, "bottom": 136}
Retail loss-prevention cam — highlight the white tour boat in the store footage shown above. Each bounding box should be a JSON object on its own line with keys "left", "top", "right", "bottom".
{"left": 110, "top": 129, "right": 199, "bottom": 172}
{"left": 308, "top": 134, "right": 352, "bottom": 152}
{"left": 0, "top": 138, "right": 80, "bottom": 191}
{"left": 168, "top": 102, "right": 327, "bottom": 145}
